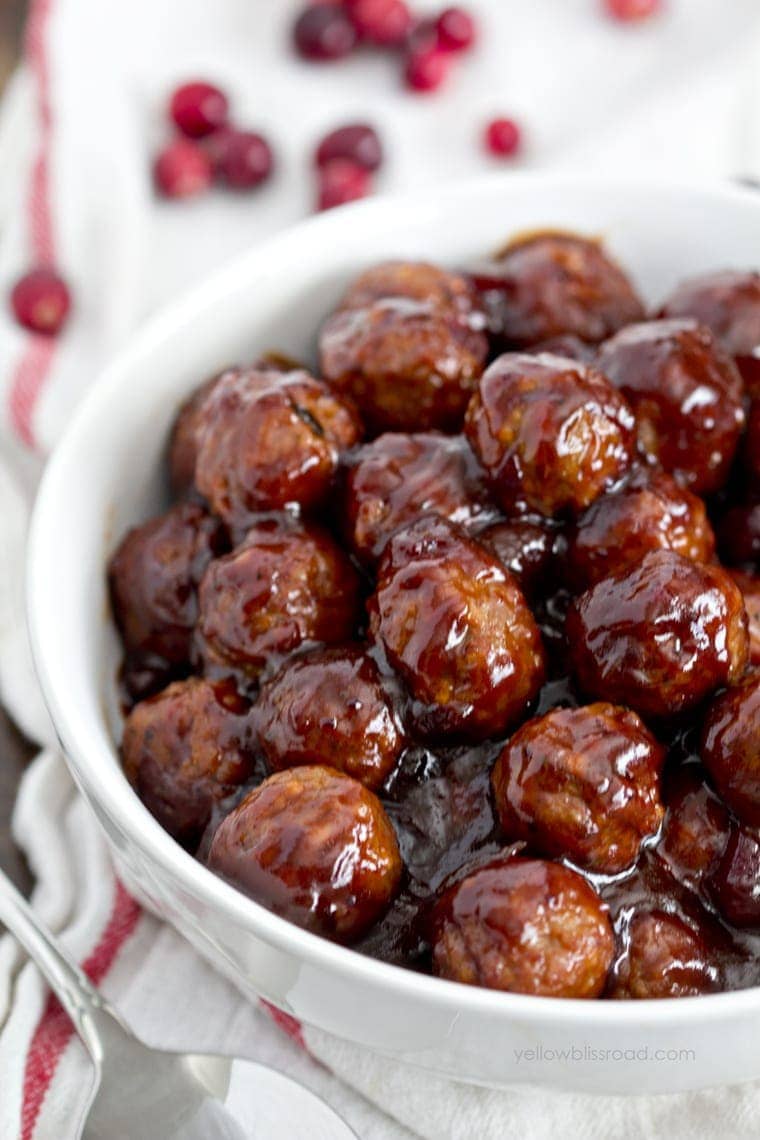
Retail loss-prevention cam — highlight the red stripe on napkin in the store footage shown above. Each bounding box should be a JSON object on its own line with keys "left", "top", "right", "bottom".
{"left": 20, "top": 880, "right": 141, "bottom": 1140}
{"left": 260, "top": 998, "right": 307, "bottom": 1051}
{"left": 8, "top": 338, "right": 56, "bottom": 447}
{"left": 8, "top": 0, "right": 58, "bottom": 448}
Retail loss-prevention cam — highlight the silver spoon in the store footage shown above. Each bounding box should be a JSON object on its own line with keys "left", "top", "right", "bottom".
{"left": 0, "top": 865, "right": 357, "bottom": 1140}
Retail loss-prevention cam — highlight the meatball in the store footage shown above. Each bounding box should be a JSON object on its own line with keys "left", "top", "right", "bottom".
{"left": 566, "top": 469, "right": 715, "bottom": 589}
{"left": 708, "top": 826, "right": 760, "bottom": 930}
{"left": 121, "top": 677, "right": 257, "bottom": 848}
{"left": 701, "top": 672, "right": 760, "bottom": 827}
{"left": 744, "top": 400, "right": 760, "bottom": 484}
{"left": 344, "top": 432, "right": 494, "bottom": 565}
{"left": 197, "top": 515, "right": 361, "bottom": 683}
{"left": 731, "top": 570, "right": 760, "bottom": 665}
{"left": 465, "top": 353, "right": 635, "bottom": 518}
{"left": 658, "top": 767, "right": 731, "bottom": 890}
{"left": 477, "top": 517, "right": 555, "bottom": 598}
{"left": 659, "top": 270, "right": 760, "bottom": 376}
{"left": 368, "top": 517, "right": 545, "bottom": 740}
{"left": 431, "top": 856, "right": 614, "bottom": 997}
{"left": 318, "top": 261, "right": 488, "bottom": 434}
{"left": 109, "top": 501, "right": 227, "bottom": 666}
{"left": 716, "top": 503, "right": 760, "bottom": 568}
{"left": 206, "top": 765, "right": 402, "bottom": 942}
{"left": 254, "top": 646, "right": 405, "bottom": 790}
{"left": 168, "top": 373, "right": 227, "bottom": 497}
{"left": 337, "top": 260, "right": 484, "bottom": 313}
{"left": 566, "top": 550, "right": 749, "bottom": 719}
{"left": 491, "top": 704, "right": 665, "bottom": 874}
{"left": 193, "top": 366, "right": 361, "bottom": 530}
{"left": 596, "top": 319, "right": 745, "bottom": 495}
{"left": 525, "top": 333, "right": 598, "bottom": 364}
{"left": 610, "top": 909, "right": 720, "bottom": 999}
{"left": 470, "top": 231, "right": 644, "bottom": 348}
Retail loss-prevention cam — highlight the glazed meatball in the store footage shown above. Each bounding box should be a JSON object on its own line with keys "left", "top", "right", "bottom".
{"left": 477, "top": 517, "right": 555, "bottom": 598}
{"left": 344, "top": 432, "right": 494, "bottom": 565}
{"left": 319, "top": 261, "right": 488, "bottom": 434}
{"left": 109, "top": 501, "right": 227, "bottom": 666}
{"left": 491, "top": 704, "right": 665, "bottom": 874}
{"left": 337, "top": 260, "right": 484, "bottom": 313}
{"left": 716, "top": 504, "right": 760, "bottom": 568}
{"left": 658, "top": 767, "right": 730, "bottom": 890}
{"left": 197, "top": 515, "right": 361, "bottom": 683}
{"left": 709, "top": 826, "right": 760, "bottom": 930}
{"left": 731, "top": 570, "right": 760, "bottom": 665}
{"left": 525, "top": 333, "right": 598, "bottom": 364}
{"left": 168, "top": 358, "right": 310, "bottom": 499}
{"left": 470, "top": 231, "right": 644, "bottom": 348}
{"left": 368, "top": 517, "right": 546, "bottom": 740}
{"left": 610, "top": 910, "right": 720, "bottom": 999}
{"left": 121, "top": 677, "right": 257, "bottom": 848}
{"left": 659, "top": 269, "right": 760, "bottom": 380}
{"left": 168, "top": 373, "right": 227, "bottom": 497}
{"left": 744, "top": 402, "right": 760, "bottom": 486}
{"left": 431, "top": 856, "right": 614, "bottom": 997}
{"left": 194, "top": 367, "right": 361, "bottom": 530}
{"left": 701, "top": 672, "right": 760, "bottom": 827}
{"left": 206, "top": 765, "right": 402, "bottom": 942}
{"left": 465, "top": 353, "right": 635, "bottom": 518}
{"left": 254, "top": 646, "right": 405, "bottom": 790}
{"left": 567, "top": 550, "right": 749, "bottom": 720}
{"left": 566, "top": 469, "right": 715, "bottom": 589}
{"left": 596, "top": 319, "right": 745, "bottom": 495}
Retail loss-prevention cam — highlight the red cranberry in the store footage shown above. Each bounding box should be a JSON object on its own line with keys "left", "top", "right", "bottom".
{"left": 154, "top": 139, "right": 213, "bottom": 199}
{"left": 317, "top": 159, "right": 372, "bottom": 210}
{"left": 604, "top": 0, "right": 661, "bottom": 20}
{"left": 435, "top": 7, "right": 476, "bottom": 51}
{"left": 404, "top": 47, "right": 449, "bottom": 92}
{"left": 201, "top": 126, "right": 236, "bottom": 174}
{"left": 212, "top": 129, "right": 274, "bottom": 190}
{"left": 293, "top": 4, "right": 358, "bottom": 60}
{"left": 485, "top": 117, "right": 522, "bottom": 158}
{"left": 315, "top": 123, "right": 383, "bottom": 172}
{"left": 405, "top": 17, "right": 438, "bottom": 56}
{"left": 10, "top": 267, "right": 71, "bottom": 335}
{"left": 347, "top": 0, "right": 412, "bottom": 45}
{"left": 169, "top": 81, "right": 229, "bottom": 139}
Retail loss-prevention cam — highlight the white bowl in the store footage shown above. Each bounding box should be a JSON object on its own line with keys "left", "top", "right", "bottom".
{"left": 27, "top": 174, "right": 760, "bottom": 1096}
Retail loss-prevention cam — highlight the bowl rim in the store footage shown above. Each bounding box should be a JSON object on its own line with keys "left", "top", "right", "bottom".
{"left": 27, "top": 170, "right": 760, "bottom": 1030}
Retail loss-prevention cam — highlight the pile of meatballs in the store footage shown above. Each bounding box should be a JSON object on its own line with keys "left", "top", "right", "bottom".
{"left": 109, "top": 231, "right": 760, "bottom": 1001}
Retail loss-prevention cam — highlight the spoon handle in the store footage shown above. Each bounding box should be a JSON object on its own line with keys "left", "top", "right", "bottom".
{"left": 0, "top": 865, "right": 111, "bottom": 1061}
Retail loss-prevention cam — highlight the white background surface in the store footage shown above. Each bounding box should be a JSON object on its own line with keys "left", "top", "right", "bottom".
{"left": 3, "top": 2, "right": 760, "bottom": 1137}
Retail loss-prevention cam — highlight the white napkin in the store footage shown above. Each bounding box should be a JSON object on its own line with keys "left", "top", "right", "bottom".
{"left": 3, "top": 1, "right": 760, "bottom": 1136}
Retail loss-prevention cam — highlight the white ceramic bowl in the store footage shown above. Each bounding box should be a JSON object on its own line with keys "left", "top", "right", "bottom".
{"left": 27, "top": 175, "right": 760, "bottom": 1096}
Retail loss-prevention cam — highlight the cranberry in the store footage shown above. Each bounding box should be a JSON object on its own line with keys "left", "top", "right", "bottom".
{"left": 315, "top": 123, "right": 383, "bottom": 172}
{"left": 405, "top": 17, "right": 438, "bottom": 57}
{"left": 293, "top": 4, "right": 358, "bottom": 60}
{"left": 404, "top": 47, "right": 449, "bottom": 92}
{"left": 169, "top": 81, "right": 229, "bottom": 139}
{"left": 347, "top": 0, "right": 412, "bottom": 46}
{"left": 485, "top": 117, "right": 522, "bottom": 158}
{"left": 212, "top": 129, "right": 274, "bottom": 190}
{"left": 435, "top": 7, "right": 476, "bottom": 51}
{"left": 317, "top": 159, "right": 372, "bottom": 211}
{"left": 604, "top": 0, "right": 661, "bottom": 20}
{"left": 201, "top": 126, "right": 236, "bottom": 174}
{"left": 10, "top": 268, "right": 71, "bottom": 335}
{"left": 154, "top": 139, "right": 213, "bottom": 199}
